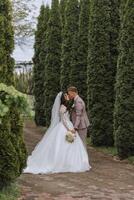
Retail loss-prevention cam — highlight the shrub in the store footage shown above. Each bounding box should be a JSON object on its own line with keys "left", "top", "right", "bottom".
{"left": 0, "top": 83, "right": 29, "bottom": 189}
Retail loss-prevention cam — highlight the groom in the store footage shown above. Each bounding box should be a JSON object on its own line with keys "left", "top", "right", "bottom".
{"left": 67, "top": 86, "right": 90, "bottom": 147}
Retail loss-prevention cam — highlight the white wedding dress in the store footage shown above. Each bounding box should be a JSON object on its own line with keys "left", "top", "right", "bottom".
{"left": 23, "top": 92, "right": 91, "bottom": 174}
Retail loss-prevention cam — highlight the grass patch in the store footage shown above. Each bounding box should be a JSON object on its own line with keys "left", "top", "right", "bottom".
{"left": 0, "top": 183, "right": 20, "bottom": 200}
{"left": 96, "top": 146, "right": 117, "bottom": 156}
{"left": 87, "top": 137, "right": 134, "bottom": 164}
{"left": 87, "top": 137, "right": 117, "bottom": 156}
{"left": 127, "top": 156, "right": 134, "bottom": 165}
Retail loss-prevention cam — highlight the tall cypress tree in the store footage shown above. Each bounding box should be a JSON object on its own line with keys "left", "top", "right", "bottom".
{"left": 60, "top": 0, "right": 67, "bottom": 31}
{"left": 33, "top": 5, "right": 47, "bottom": 126}
{"left": 120, "top": 0, "right": 127, "bottom": 21}
{"left": 114, "top": 0, "right": 134, "bottom": 159}
{"left": 0, "top": 0, "right": 14, "bottom": 85}
{"left": 60, "top": 0, "right": 79, "bottom": 90}
{"left": 0, "top": 14, "right": 7, "bottom": 84}
{"left": 109, "top": 0, "right": 120, "bottom": 93}
{"left": 87, "top": 0, "right": 114, "bottom": 146}
{"left": 44, "top": 0, "right": 62, "bottom": 125}
{"left": 77, "top": 0, "right": 90, "bottom": 101}
{"left": 4, "top": 0, "right": 14, "bottom": 85}
{"left": 39, "top": 6, "right": 50, "bottom": 126}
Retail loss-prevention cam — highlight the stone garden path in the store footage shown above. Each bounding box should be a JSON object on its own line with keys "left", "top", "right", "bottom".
{"left": 18, "top": 120, "right": 134, "bottom": 200}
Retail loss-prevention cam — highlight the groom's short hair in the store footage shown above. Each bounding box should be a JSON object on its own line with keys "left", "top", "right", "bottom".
{"left": 67, "top": 86, "right": 78, "bottom": 93}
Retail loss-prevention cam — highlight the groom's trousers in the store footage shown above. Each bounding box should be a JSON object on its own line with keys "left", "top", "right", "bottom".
{"left": 78, "top": 128, "right": 87, "bottom": 148}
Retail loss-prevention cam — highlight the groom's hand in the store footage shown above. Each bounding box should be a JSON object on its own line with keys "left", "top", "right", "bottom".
{"left": 70, "top": 129, "right": 76, "bottom": 134}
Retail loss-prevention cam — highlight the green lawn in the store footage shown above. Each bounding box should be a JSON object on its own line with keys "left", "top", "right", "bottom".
{"left": 0, "top": 183, "right": 20, "bottom": 200}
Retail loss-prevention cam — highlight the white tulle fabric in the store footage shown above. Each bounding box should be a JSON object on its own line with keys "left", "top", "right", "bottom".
{"left": 23, "top": 92, "right": 91, "bottom": 174}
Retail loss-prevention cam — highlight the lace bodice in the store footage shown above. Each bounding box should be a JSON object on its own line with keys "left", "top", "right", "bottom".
{"left": 60, "top": 105, "right": 74, "bottom": 131}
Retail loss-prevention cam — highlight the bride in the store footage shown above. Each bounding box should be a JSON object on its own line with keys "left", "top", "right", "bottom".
{"left": 23, "top": 92, "right": 91, "bottom": 174}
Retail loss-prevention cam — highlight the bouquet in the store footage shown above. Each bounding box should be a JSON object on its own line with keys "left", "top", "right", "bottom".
{"left": 65, "top": 131, "right": 76, "bottom": 143}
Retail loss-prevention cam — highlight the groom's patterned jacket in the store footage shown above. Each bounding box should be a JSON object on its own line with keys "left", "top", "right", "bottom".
{"left": 71, "top": 95, "right": 90, "bottom": 130}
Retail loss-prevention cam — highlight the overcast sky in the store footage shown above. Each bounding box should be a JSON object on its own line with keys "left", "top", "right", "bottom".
{"left": 13, "top": 0, "right": 51, "bottom": 62}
